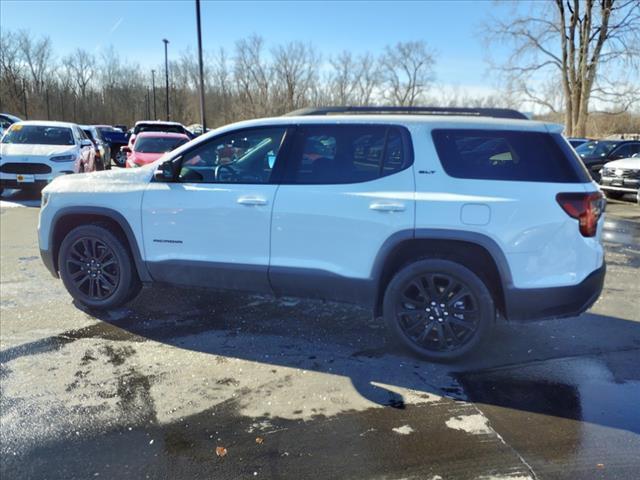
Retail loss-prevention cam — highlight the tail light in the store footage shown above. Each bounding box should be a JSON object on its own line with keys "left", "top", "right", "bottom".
{"left": 556, "top": 191, "right": 605, "bottom": 237}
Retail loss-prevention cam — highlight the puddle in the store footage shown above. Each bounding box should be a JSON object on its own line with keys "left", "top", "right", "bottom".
{"left": 457, "top": 351, "right": 640, "bottom": 478}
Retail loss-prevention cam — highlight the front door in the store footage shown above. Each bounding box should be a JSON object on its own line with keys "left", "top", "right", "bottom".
{"left": 141, "top": 126, "right": 289, "bottom": 292}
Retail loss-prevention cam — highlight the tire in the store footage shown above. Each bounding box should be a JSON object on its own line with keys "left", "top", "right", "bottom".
{"left": 383, "top": 259, "right": 494, "bottom": 362}
{"left": 604, "top": 190, "right": 624, "bottom": 200}
{"left": 58, "top": 224, "right": 141, "bottom": 309}
{"left": 116, "top": 151, "right": 126, "bottom": 167}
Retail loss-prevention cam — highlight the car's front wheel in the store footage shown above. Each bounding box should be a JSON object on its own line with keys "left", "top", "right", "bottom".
{"left": 58, "top": 225, "right": 140, "bottom": 309}
{"left": 383, "top": 259, "right": 494, "bottom": 362}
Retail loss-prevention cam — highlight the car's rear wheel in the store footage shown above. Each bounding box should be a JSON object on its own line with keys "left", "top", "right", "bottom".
{"left": 59, "top": 225, "right": 140, "bottom": 309}
{"left": 383, "top": 259, "right": 494, "bottom": 362}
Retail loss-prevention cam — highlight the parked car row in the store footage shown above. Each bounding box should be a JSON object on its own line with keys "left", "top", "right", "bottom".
{"left": 566, "top": 136, "right": 640, "bottom": 204}
{"left": 0, "top": 118, "right": 194, "bottom": 195}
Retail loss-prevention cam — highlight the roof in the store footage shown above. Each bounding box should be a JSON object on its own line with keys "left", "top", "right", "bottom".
{"left": 0, "top": 113, "right": 22, "bottom": 122}
{"left": 134, "top": 120, "right": 184, "bottom": 127}
{"left": 205, "top": 114, "right": 562, "bottom": 135}
{"left": 11, "top": 120, "right": 77, "bottom": 128}
{"left": 135, "top": 131, "right": 190, "bottom": 139}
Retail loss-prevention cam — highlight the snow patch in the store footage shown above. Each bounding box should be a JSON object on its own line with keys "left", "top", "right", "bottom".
{"left": 445, "top": 414, "right": 492, "bottom": 435}
{"left": 392, "top": 424, "right": 414, "bottom": 435}
{"left": 477, "top": 475, "right": 534, "bottom": 480}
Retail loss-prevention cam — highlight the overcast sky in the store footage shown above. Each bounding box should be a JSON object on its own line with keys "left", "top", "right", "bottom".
{"left": 2, "top": 0, "right": 534, "bottom": 98}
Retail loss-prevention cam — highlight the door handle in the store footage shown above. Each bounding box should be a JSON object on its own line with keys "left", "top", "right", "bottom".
{"left": 369, "top": 202, "right": 405, "bottom": 212}
{"left": 237, "top": 196, "right": 268, "bottom": 206}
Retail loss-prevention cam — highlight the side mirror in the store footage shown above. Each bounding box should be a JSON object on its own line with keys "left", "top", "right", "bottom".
{"left": 154, "top": 159, "right": 177, "bottom": 182}
{"left": 80, "top": 139, "right": 93, "bottom": 148}
{"left": 121, "top": 146, "right": 131, "bottom": 153}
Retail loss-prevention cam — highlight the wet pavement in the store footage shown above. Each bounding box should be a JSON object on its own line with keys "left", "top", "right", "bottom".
{"left": 1, "top": 190, "right": 639, "bottom": 479}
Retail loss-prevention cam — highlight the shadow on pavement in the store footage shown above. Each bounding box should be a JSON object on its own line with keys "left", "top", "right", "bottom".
{"left": 7, "top": 284, "right": 633, "bottom": 433}
{"left": 0, "top": 188, "right": 42, "bottom": 207}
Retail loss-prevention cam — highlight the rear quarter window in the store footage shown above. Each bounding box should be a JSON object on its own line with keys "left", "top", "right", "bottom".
{"left": 431, "top": 129, "right": 591, "bottom": 183}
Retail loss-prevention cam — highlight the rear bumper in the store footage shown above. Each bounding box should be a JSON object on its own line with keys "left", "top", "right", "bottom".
{"left": 504, "top": 263, "right": 606, "bottom": 322}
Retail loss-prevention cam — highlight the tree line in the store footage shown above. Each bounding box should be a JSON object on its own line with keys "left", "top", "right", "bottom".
{"left": 1, "top": 31, "right": 448, "bottom": 128}
{"left": 1, "top": 0, "right": 638, "bottom": 136}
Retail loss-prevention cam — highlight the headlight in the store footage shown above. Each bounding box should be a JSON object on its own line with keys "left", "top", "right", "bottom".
{"left": 50, "top": 154, "right": 75, "bottom": 162}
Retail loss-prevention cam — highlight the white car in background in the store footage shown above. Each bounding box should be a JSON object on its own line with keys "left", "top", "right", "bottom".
{"left": 599, "top": 154, "right": 640, "bottom": 204}
{"left": 0, "top": 121, "right": 96, "bottom": 195}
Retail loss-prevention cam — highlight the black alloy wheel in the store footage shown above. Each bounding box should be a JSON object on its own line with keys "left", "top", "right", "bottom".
{"left": 65, "top": 237, "right": 120, "bottom": 300}
{"left": 59, "top": 225, "right": 140, "bottom": 309}
{"left": 384, "top": 259, "right": 493, "bottom": 361}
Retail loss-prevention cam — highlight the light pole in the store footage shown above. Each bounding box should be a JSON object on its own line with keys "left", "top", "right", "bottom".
{"left": 151, "top": 69, "right": 157, "bottom": 119}
{"left": 195, "top": 0, "right": 207, "bottom": 131}
{"left": 162, "top": 38, "right": 170, "bottom": 120}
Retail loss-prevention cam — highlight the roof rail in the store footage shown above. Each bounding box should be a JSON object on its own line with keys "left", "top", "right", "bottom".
{"left": 285, "top": 106, "right": 528, "bottom": 120}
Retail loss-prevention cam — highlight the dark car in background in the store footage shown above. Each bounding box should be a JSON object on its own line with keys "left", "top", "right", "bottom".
{"left": 95, "top": 125, "right": 129, "bottom": 166}
{"left": 575, "top": 139, "right": 640, "bottom": 180}
{"left": 567, "top": 137, "right": 590, "bottom": 148}
{"left": 0, "top": 113, "right": 22, "bottom": 138}
{"left": 80, "top": 125, "right": 111, "bottom": 170}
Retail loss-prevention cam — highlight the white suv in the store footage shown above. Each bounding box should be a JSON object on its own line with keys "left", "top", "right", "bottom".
{"left": 38, "top": 107, "right": 606, "bottom": 360}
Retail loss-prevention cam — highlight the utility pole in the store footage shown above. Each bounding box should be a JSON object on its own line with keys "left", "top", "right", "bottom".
{"left": 22, "top": 80, "right": 28, "bottom": 119}
{"left": 46, "top": 88, "right": 51, "bottom": 120}
{"left": 146, "top": 87, "right": 151, "bottom": 119}
{"left": 195, "top": 0, "right": 207, "bottom": 131}
{"left": 151, "top": 69, "right": 157, "bottom": 119}
{"left": 162, "top": 38, "right": 170, "bottom": 120}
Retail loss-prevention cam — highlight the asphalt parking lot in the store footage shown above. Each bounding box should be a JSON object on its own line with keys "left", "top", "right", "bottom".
{"left": 1, "top": 191, "right": 639, "bottom": 480}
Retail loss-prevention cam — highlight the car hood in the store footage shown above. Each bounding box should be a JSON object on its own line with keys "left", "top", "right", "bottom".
{"left": 44, "top": 163, "right": 156, "bottom": 194}
{"left": 0, "top": 143, "right": 76, "bottom": 157}
{"left": 132, "top": 151, "right": 164, "bottom": 164}
{"left": 603, "top": 157, "right": 640, "bottom": 169}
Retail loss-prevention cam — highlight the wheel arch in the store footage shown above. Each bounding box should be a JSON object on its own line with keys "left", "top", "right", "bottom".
{"left": 372, "top": 229, "right": 513, "bottom": 319}
{"left": 50, "top": 207, "right": 151, "bottom": 282}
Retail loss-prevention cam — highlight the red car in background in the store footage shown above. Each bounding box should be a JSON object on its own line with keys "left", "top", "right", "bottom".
{"left": 124, "top": 131, "right": 190, "bottom": 168}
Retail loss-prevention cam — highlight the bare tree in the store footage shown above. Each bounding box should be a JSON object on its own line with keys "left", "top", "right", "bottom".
{"left": 328, "top": 51, "right": 360, "bottom": 105}
{"left": 234, "top": 35, "right": 272, "bottom": 117}
{"left": 17, "top": 30, "right": 53, "bottom": 94}
{"left": 63, "top": 49, "right": 95, "bottom": 99}
{"left": 355, "top": 53, "right": 381, "bottom": 105}
{"left": 379, "top": 40, "right": 436, "bottom": 106}
{"left": 0, "top": 31, "right": 24, "bottom": 112}
{"left": 486, "top": 0, "right": 640, "bottom": 136}
{"left": 272, "top": 41, "right": 320, "bottom": 113}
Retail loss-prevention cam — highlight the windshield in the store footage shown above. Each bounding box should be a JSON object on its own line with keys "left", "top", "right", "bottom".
{"left": 82, "top": 129, "right": 96, "bottom": 142}
{"left": 135, "top": 136, "right": 188, "bottom": 153}
{"left": 1, "top": 125, "right": 74, "bottom": 145}
{"left": 575, "top": 140, "right": 619, "bottom": 157}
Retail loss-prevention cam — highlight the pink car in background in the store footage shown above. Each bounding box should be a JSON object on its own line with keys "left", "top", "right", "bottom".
{"left": 124, "top": 131, "right": 190, "bottom": 168}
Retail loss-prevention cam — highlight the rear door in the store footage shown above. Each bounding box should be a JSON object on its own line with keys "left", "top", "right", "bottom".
{"left": 269, "top": 123, "right": 415, "bottom": 306}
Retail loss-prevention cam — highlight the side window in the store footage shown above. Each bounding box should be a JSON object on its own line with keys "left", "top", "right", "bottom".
{"left": 611, "top": 144, "right": 632, "bottom": 158}
{"left": 178, "top": 127, "right": 286, "bottom": 184}
{"left": 431, "top": 129, "right": 588, "bottom": 183}
{"left": 287, "top": 125, "right": 411, "bottom": 184}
